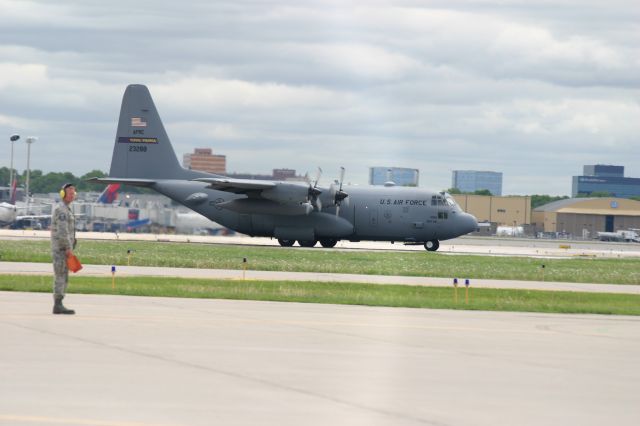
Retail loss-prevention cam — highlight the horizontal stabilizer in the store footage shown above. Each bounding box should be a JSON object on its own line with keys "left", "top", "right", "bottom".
{"left": 87, "top": 177, "right": 156, "bottom": 187}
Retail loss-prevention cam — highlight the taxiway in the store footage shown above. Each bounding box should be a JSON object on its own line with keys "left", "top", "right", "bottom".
{"left": 1, "top": 292, "right": 639, "bottom": 426}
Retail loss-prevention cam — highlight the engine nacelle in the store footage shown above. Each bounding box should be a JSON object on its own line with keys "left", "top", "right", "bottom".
{"left": 261, "top": 183, "right": 310, "bottom": 205}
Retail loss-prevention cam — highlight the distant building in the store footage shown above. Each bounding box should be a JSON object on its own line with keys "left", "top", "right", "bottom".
{"left": 272, "top": 169, "right": 297, "bottom": 181}
{"left": 369, "top": 167, "right": 419, "bottom": 186}
{"left": 452, "top": 170, "right": 502, "bottom": 196}
{"left": 183, "top": 148, "right": 226, "bottom": 174}
{"left": 583, "top": 165, "right": 623, "bottom": 178}
{"left": 572, "top": 165, "right": 640, "bottom": 198}
{"left": 226, "top": 172, "right": 273, "bottom": 180}
{"left": 453, "top": 194, "right": 531, "bottom": 227}
{"left": 226, "top": 169, "right": 304, "bottom": 182}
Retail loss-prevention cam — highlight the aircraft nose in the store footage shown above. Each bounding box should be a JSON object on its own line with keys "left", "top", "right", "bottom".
{"left": 463, "top": 213, "right": 478, "bottom": 234}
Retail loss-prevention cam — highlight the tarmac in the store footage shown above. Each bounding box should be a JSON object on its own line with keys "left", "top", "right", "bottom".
{"left": 2, "top": 234, "right": 640, "bottom": 425}
{"left": 1, "top": 291, "right": 639, "bottom": 426}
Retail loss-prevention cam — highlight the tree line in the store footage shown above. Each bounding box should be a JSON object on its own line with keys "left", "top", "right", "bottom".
{"left": 0, "top": 168, "right": 149, "bottom": 194}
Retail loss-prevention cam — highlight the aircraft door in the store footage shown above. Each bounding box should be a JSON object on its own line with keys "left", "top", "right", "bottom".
{"left": 353, "top": 196, "right": 383, "bottom": 238}
{"left": 354, "top": 192, "right": 404, "bottom": 239}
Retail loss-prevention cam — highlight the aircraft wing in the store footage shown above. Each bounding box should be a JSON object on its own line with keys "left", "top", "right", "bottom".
{"left": 17, "top": 214, "right": 54, "bottom": 220}
{"left": 192, "top": 177, "right": 276, "bottom": 195}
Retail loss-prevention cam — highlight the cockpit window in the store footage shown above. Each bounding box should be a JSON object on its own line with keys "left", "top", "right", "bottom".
{"left": 432, "top": 193, "right": 459, "bottom": 208}
{"left": 444, "top": 194, "right": 457, "bottom": 207}
{"left": 431, "top": 195, "right": 446, "bottom": 206}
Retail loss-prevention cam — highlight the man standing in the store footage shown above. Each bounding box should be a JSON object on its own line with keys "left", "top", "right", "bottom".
{"left": 50, "top": 183, "right": 77, "bottom": 315}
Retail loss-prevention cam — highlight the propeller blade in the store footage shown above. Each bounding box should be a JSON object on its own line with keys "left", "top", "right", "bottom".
{"left": 307, "top": 166, "right": 323, "bottom": 211}
{"left": 334, "top": 167, "right": 348, "bottom": 216}
{"left": 314, "top": 167, "right": 322, "bottom": 189}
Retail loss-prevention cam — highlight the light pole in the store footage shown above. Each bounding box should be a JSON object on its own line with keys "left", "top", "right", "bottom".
{"left": 9, "top": 134, "right": 19, "bottom": 193}
{"left": 25, "top": 136, "right": 37, "bottom": 211}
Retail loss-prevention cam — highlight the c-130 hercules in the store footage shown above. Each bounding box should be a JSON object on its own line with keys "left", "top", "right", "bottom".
{"left": 90, "top": 85, "right": 478, "bottom": 251}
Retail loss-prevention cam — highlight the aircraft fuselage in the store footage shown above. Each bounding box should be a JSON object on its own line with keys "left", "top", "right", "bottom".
{"left": 152, "top": 180, "right": 477, "bottom": 245}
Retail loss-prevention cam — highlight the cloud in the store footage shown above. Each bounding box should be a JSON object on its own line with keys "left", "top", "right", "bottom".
{"left": 0, "top": 0, "right": 639, "bottom": 196}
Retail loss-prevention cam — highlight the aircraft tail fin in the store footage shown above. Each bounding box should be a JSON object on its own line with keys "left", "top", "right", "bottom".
{"left": 108, "top": 84, "right": 209, "bottom": 181}
{"left": 97, "top": 183, "right": 120, "bottom": 204}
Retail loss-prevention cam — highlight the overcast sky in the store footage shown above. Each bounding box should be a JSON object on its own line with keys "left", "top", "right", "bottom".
{"left": 1, "top": 0, "right": 638, "bottom": 195}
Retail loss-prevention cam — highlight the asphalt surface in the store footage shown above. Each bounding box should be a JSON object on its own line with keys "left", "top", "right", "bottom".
{"left": 2, "top": 229, "right": 640, "bottom": 258}
{"left": 1, "top": 292, "right": 639, "bottom": 426}
{"left": 2, "top": 261, "right": 639, "bottom": 295}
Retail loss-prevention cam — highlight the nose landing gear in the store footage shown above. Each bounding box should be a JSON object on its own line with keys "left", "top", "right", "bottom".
{"left": 424, "top": 240, "right": 440, "bottom": 251}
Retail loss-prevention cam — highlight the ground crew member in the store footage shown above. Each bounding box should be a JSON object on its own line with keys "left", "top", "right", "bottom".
{"left": 50, "top": 183, "right": 77, "bottom": 314}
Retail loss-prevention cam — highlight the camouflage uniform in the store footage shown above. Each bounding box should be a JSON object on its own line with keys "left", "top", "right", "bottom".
{"left": 51, "top": 201, "right": 76, "bottom": 297}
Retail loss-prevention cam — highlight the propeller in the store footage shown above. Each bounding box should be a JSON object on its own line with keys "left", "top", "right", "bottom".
{"left": 333, "top": 167, "right": 348, "bottom": 216}
{"left": 307, "top": 167, "right": 323, "bottom": 211}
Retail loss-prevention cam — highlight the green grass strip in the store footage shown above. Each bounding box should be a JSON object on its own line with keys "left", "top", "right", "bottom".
{"left": 2, "top": 275, "right": 639, "bottom": 316}
{"left": 1, "top": 239, "right": 639, "bottom": 285}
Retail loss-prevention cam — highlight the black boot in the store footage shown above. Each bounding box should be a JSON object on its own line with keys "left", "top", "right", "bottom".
{"left": 53, "top": 295, "right": 75, "bottom": 315}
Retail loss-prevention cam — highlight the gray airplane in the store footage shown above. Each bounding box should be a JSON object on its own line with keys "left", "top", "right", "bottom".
{"left": 90, "top": 85, "right": 478, "bottom": 251}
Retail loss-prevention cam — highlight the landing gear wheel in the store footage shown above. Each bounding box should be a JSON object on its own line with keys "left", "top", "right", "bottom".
{"left": 424, "top": 240, "right": 440, "bottom": 251}
{"left": 298, "top": 240, "right": 318, "bottom": 248}
{"left": 319, "top": 238, "right": 338, "bottom": 248}
{"left": 278, "top": 239, "right": 295, "bottom": 247}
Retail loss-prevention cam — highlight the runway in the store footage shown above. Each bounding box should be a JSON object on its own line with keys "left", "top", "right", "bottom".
{"left": 1, "top": 292, "right": 639, "bottom": 426}
{"left": 2, "top": 229, "right": 640, "bottom": 258}
{"left": 2, "top": 261, "right": 640, "bottom": 294}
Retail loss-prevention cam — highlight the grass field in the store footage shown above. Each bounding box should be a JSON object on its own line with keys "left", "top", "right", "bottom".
{"left": 1, "top": 239, "right": 639, "bottom": 284}
{"left": 3, "top": 239, "right": 639, "bottom": 315}
{"left": 2, "top": 274, "right": 639, "bottom": 316}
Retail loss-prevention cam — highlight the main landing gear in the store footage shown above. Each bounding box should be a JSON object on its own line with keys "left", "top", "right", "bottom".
{"left": 424, "top": 240, "right": 440, "bottom": 251}
{"left": 277, "top": 239, "right": 440, "bottom": 250}
{"left": 318, "top": 238, "right": 338, "bottom": 248}
{"left": 277, "top": 239, "right": 339, "bottom": 248}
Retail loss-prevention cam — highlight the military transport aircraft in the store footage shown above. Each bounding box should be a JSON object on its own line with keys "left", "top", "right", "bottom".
{"left": 89, "top": 85, "right": 477, "bottom": 251}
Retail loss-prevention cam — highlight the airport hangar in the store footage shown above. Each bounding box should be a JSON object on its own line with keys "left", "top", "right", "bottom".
{"left": 453, "top": 194, "right": 640, "bottom": 236}
{"left": 531, "top": 197, "right": 640, "bottom": 236}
